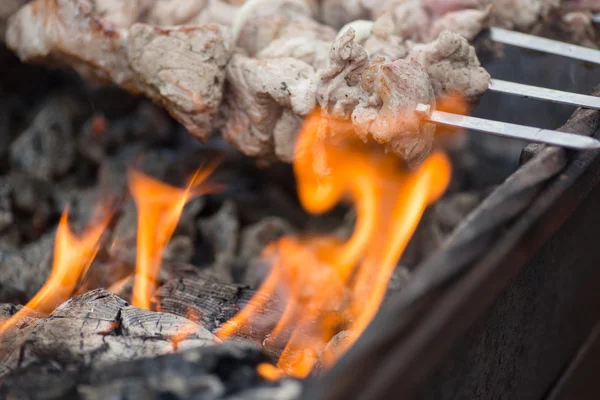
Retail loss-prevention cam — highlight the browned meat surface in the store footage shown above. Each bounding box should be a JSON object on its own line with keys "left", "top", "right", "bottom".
{"left": 0, "top": 0, "right": 30, "bottom": 41}
{"left": 318, "top": 28, "right": 437, "bottom": 167}
{"left": 320, "top": 0, "right": 370, "bottom": 29}
{"left": 233, "top": 0, "right": 336, "bottom": 61}
{"left": 127, "top": 24, "right": 233, "bottom": 140}
{"left": 7, "top": 0, "right": 233, "bottom": 141}
{"left": 6, "top": 0, "right": 139, "bottom": 90}
{"left": 4, "top": 0, "right": 494, "bottom": 165}
{"left": 223, "top": 54, "right": 318, "bottom": 161}
{"left": 429, "top": 6, "right": 492, "bottom": 41}
{"left": 408, "top": 30, "right": 491, "bottom": 101}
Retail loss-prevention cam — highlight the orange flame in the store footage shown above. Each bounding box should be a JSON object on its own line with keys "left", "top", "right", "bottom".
{"left": 0, "top": 208, "right": 111, "bottom": 334}
{"left": 217, "top": 111, "right": 452, "bottom": 378}
{"left": 129, "top": 163, "right": 220, "bottom": 310}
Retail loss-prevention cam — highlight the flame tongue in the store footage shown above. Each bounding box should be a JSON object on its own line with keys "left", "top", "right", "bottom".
{"left": 0, "top": 208, "right": 111, "bottom": 334}
{"left": 129, "top": 164, "right": 219, "bottom": 310}
{"left": 218, "top": 112, "right": 452, "bottom": 378}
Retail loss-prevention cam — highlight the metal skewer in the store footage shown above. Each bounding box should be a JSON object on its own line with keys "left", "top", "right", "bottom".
{"left": 489, "top": 27, "right": 600, "bottom": 65}
{"left": 488, "top": 79, "right": 600, "bottom": 110}
{"left": 425, "top": 110, "right": 600, "bottom": 150}
{"left": 421, "top": 27, "right": 600, "bottom": 150}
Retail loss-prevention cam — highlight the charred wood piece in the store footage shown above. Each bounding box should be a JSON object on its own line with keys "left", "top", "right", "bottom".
{"left": 0, "top": 289, "right": 216, "bottom": 379}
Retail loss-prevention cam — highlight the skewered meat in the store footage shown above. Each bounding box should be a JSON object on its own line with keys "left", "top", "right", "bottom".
{"left": 5, "top": 0, "right": 492, "bottom": 166}
{"left": 127, "top": 24, "right": 233, "bottom": 140}
{"left": 408, "top": 30, "right": 491, "bottom": 101}
{"left": 429, "top": 6, "right": 492, "bottom": 41}
{"left": 320, "top": 0, "right": 370, "bottom": 30}
{"left": 368, "top": 0, "right": 491, "bottom": 42}
{"left": 223, "top": 54, "right": 318, "bottom": 161}
{"left": 233, "top": 0, "right": 336, "bottom": 70}
{"left": 0, "top": 0, "right": 29, "bottom": 41}
{"left": 489, "top": 0, "right": 560, "bottom": 30}
{"left": 6, "top": 0, "right": 139, "bottom": 90}
{"left": 6, "top": 0, "right": 233, "bottom": 141}
{"left": 256, "top": 17, "right": 335, "bottom": 70}
{"left": 363, "top": 13, "right": 407, "bottom": 60}
{"left": 423, "top": 0, "right": 486, "bottom": 16}
{"left": 232, "top": 0, "right": 317, "bottom": 55}
{"left": 318, "top": 28, "right": 437, "bottom": 167}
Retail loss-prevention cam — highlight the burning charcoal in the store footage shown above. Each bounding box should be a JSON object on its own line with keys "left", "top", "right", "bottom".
{"left": 223, "top": 379, "right": 303, "bottom": 400}
{"left": 198, "top": 201, "right": 239, "bottom": 284}
{"left": 108, "top": 202, "right": 138, "bottom": 266}
{"left": 96, "top": 156, "right": 130, "bottom": 202}
{"left": 119, "top": 305, "right": 215, "bottom": 342}
{"left": 110, "top": 197, "right": 202, "bottom": 268}
{"left": 0, "top": 289, "right": 216, "bottom": 378}
{"left": 176, "top": 197, "right": 205, "bottom": 240}
{"left": 8, "top": 172, "right": 54, "bottom": 220}
{"left": 235, "top": 217, "right": 294, "bottom": 287}
{"left": 78, "top": 103, "right": 173, "bottom": 165}
{"left": 156, "top": 278, "right": 284, "bottom": 337}
{"left": 0, "top": 245, "right": 37, "bottom": 304}
{"left": 0, "top": 104, "right": 13, "bottom": 169}
{"left": 96, "top": 145, "right": 176, "bottom": 204}
{"left": 77, "top": 260, "right": 134, "bottom": 296}
{"left": 0, "top": 179, "right": 13, "bottom": 233}
{"left": 0, "top": 232, "right": 55, "bottom": 303}
{"left": 162, "top": 235, "right": 195, "bottom": 265}
{"left": 9, "top": 95, "right": 84, "bottom": 181}
{"left": 0, "top": 342, "right": 273, "bottom": 400}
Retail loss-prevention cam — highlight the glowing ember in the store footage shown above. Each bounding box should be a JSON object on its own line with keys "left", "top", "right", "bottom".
{"left": 129, "top": 163, "right": 220, "bottom": 310}
{"left": 217, "top": 111, "right": 452, "bottom": 378}
{"left": 0, "top": 207, "right": 111, "bottom": 334}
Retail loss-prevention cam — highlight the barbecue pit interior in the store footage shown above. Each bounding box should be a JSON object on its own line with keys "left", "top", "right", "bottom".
{"left": 0, "top": 1, "right": 598, "bottom": 399}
